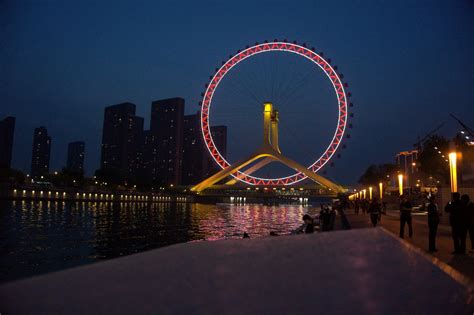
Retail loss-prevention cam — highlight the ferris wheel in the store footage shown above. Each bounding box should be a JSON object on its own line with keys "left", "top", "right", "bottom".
{"left": 198, "top": 40, "right": 352, "bottom": 188}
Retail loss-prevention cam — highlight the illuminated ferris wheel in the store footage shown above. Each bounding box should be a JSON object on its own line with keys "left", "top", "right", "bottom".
{"left": 196, "top": 40, "right": 352, "bottom": 190}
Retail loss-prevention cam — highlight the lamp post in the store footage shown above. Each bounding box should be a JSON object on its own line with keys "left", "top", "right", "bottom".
{"left": 379, "top": 182, "right": 383, "bottom": 200}
{"left": 448, "top": 152, "right": 458, "bottom": 193}
{"left": 362, "top": 189, "right": 367, "bottom": 199}
{"left": 398, "top": 174, "right": 404, "bottom": 196}
{"left": 369, "top": 186, "right": 373, "bottom": 200}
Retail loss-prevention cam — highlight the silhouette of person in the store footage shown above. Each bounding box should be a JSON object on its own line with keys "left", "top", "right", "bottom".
{"left": 458, "top": 194, "right": 471, "bottom": 253}
{"left": 445, "top": 192, "right": 465, "bottom": 254}
{"left": 303, "top": 214, "right": 314, "bottom": 234}
{"left": 465, "top": 195, "right": 474, "bottom": 253}
{"left": 399, "top": 194, "right": 413, "bottom": 238}
{"left": 368, "top": 197, "right": 381, "bottom": 227}
{"left": 320, "top": 205, "right": 331, "bottom": 232}
{"left": 427, "top": 195, "right": 440, "bottom": 252}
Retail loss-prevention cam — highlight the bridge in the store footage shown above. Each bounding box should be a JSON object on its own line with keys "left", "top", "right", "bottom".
{"left": 192, "top": 103, "right": 346, "bottom": 195}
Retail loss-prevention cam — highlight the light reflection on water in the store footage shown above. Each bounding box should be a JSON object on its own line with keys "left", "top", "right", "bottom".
{"left": 0, "top": 200, "right": 322, "bottom": 282}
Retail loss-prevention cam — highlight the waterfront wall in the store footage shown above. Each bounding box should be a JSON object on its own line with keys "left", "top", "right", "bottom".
{"left": 0, "top": 186, "right": 194, "bottom": 203}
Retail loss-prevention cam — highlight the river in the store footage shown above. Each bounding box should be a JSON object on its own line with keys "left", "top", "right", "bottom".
{"left": 0, "top": 199, "right": 327, "bottom": 283}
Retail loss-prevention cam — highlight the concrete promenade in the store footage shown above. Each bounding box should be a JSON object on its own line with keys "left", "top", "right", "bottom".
{"left": 346, "top": 210, "right": 474, "bottom": 282}
{"left": 1, "top": 227, "right": 472, "bottom": 314}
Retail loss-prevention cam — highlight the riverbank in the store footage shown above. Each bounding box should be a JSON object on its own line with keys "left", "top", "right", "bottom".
{"left": 346, "top": 209, "right": 474, "bottom": 283}
{"left": 1, "top": 228, "right": 472, "bottom": 314}
{"left": 0, "top": 184, "right": 336, "bottom": 205}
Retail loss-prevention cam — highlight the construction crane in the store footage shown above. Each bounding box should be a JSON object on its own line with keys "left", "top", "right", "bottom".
{"left": 450, "top": 113, "right": 474, "bottom": 139}
{"left": 413, "top": 123, "right": 444, "bottom": 151}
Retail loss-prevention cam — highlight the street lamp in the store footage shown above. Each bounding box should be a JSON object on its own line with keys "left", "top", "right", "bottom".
{"left": 369, "top": 186, "right": 373, "bottom": 200}
{"left": 362, "top": 189, "right": 366, "bottom": 199}
{"left": 379, "top": 182, "right": 383, "bottom": 200}
{"left": 448, "top": 152, "right": 458, "bottom": 193}
{"left": 398, "top": 174, "right": 404, "bottom": 196}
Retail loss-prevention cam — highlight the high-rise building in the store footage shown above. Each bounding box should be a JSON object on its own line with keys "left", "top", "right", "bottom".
{"left": 150, "top": 97, "right": 184, "bottom": 185}
{"left": 66, "top": 141, "right": 85, "bottom": 174}
{"left": 203, "top": 125, "right": 227, "bottom": 178}
{"left": 31, "top": 127, "right": 51, "bottom": 178}
{"left": 396, "top": 150, "right": 418, "bottom": 187}
{"left": 0, "top": 116, "right": 15, "bottom": 169}
{"left": 100, "top": 102, "right": 144, "bottom": 182}
{"left": 182, "top": 112, "right": 206, "bottom": 185}
{"left": 139, "top": 130, "right": 154, "bottom": 186}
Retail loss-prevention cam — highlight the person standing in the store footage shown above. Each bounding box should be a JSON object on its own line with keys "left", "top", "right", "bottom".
{"left": 368, "top": 197, "right": 381, "bottom": 227}
{"left": 458, "top": 195, "right": 471, "bottom": 253}
{"left": 427, "top": 195, "right": 440, "bottom": 252}
{"left": 466, "top": 196, "right": 474, "bottom": 253}
{"left": 445, "top": 193, "right": 465, "bottom": 254}
{"left": 399, "top": 195, "right": 413, "bottom": 238}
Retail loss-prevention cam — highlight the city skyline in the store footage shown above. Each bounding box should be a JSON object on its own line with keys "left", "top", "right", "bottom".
{"left": 1, "top": 1, "right": 472, "bottom": 184}
{"left": 2, "top": 96, "right": 229, "bottom": 186}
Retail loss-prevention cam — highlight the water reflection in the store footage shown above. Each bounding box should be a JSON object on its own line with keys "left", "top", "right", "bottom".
{"left": 0, "top": 200, "right": 322, "bottom": 282}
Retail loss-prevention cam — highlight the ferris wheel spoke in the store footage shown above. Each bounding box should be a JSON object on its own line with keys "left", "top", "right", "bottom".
{"left": 277, "top": 65, "right": 314, "bottom": 104}
{"left": 200, "top": 42, "right": 348, "bottom": 186}
{"left": 222, "top": 74, "right": 263, "bottom": 107}
{"left": 274, "top": 54, "right": 300, "bottom": 106}
{"left": 278, "top": 68, "right": 318, "bottom": 108}
{"left": 232, "top": 70, "right": 264, "bottom": 105}
{"left": 240, "top": 59, "right": 267, "bottom": 102}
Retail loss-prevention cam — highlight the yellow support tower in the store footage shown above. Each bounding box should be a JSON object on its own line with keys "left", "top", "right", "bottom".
{"left": 192, "top": 103, "right": 346, "bottom": 193}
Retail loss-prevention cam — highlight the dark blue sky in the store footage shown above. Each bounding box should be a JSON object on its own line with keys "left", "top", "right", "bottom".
{"left": 1, "top": 0, "right": 472, "bottom": 184}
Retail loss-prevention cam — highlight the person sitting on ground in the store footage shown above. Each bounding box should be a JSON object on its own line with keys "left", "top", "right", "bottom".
{"left": 303, "top": 214, "right": 315, "bottom": 234}
{"left": 293, "top": 214, "right": 315, "bottom": 234}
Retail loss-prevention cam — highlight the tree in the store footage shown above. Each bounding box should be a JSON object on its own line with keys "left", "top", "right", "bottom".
{"left": 47, "top": 167, "right": 85, "bottom": 187}
{"left": 358, "top": 164, "right": 399, "bottom": 186}
{"left": 94, "top": 168, "right": 124, "bottom": 186}
{"left": 418, "top": 135, "right": 450, "bottom": 184}
{"left": 0, "top": 168, "right": 25, "bottom": 184}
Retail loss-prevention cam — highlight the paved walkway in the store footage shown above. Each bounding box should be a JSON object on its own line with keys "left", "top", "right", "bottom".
{"left": 345, "top": 210, "right": 474, "bottom": 283}
{"left": 1, "top": 228, "right": 472, "bottom": 314}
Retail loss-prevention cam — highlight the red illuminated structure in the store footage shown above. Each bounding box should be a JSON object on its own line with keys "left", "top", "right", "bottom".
{"left": 200, "top": 41, "right": 349, "bottom": 186}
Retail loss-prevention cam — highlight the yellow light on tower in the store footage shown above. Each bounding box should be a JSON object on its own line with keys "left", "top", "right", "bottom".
{"left": 369, "top": 187, "right": 373, "bottom": 200}
{"left": 398, "top": 174, "right": 404, "bottom": 196}
{"left": 264, "top": 102, "right": 273, "bottom": 112}
{"left": 379, "top": 182, "right": 383, "bottom": 200}
{"left": 449, "top": 152, "right": 458, "bottom": 193}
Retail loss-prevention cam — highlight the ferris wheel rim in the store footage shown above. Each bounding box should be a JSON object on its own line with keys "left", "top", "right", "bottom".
{"left": 200, "top": 41, "right": 349, "bottom": 186}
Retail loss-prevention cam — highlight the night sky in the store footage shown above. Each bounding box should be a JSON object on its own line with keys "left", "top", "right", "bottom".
{"left": 1, "top": 0, "right": 472, "bottom": 184}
